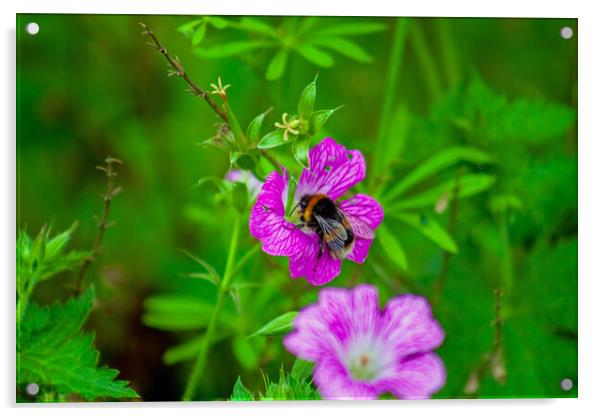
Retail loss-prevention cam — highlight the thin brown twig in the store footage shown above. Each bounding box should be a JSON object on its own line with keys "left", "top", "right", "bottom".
{"left": 74, "top": 157, "right": 123, "bottom": 294}
{"left": 463, "top": 288, "right": 506, "bottom": 397}
{"left": 431, "top": 168, "right": 464, "bottom": 306}
{"left": 140, "top": 22, "right": 282, "bottom": 172}
{"left": 140, "top": 22, "right": 229, "bottom": 123}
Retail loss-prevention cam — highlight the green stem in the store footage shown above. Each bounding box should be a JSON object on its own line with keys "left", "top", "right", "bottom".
{"left": 371, "top": 18, "right": 408, "bottom": 190}
{"left": 182, "top": 212, "right": 242, "bottom": 401}
{"left": 498, "top": 212, "right": 514, "bottom": 295}
{"left": 377, "top": 18, "right": 408, "bottom": 145}
{"left": 435, "top": 18, "right": 460, "bottom": 88}
{"left": 409, "top": 20, "right": 444, "bottom": 103}
{"left": 16, "top": 281, "right": 33, "bottom": 327}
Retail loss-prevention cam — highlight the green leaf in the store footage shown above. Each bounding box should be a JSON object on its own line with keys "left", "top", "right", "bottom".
{"left": 177, "top": 19, "right": 203, "bottom": 38}
{"left": 230, "top": 152, "right": 256, "bottom": 171}
{"left": 232, "top": 335, "right": 260, "bottom": 370}
{"left": 291, "top": 359, "right": 315, "bottom": 382}
{"left": 266, "top": 49, "right": 288, "bottom": 80}
{"left": 388, "top": 173, "right": 496, "bottom": 211}
{"left": 391, "top": 212, "right": 458, "bottom": 253}
{"left": 230, "top": 376, "right": 254, "bottom": 401}
{"left": 181, "top": 249, "right": 221, "bottom": 283}
{"left": 143, "top": 295, "right": 234, "bottom": 331}
{"left": 44, "top": 221, "right": 78, "bottom": 261}
{"left": 251, "top": 311, "right": 298, "bottom": 337}
{"left": 308, "top": 106, "right": 342, "bottom": 136}
{"left": 257, "top": 129, "right": 288, "bottom": 149}
{"left": 192, "top": 176, "right": 227, "bottom": 198}
{"left": 488, "top": 193, "right": 524, "bottom": 215}
{"left": 465, "top": 75, "right": 576, "bottom": 144}
{"left": 163, "top": 332, "right": 229, "bottom": 365}
{"left": 372, "top": 105, "right": 411, "bottom": 179}
{"left": 292, "top": 136, "right": 311, "bottom": 168}
{"left": 225, "top": 105, "right": 246, "bottom": 148}
{"left": 238, "top": 17, "right": 278, "bottom": 37}
{"left": 295, "top": 44, "right": 334, "bottom": 67}
{"left": 308, "top": 36, "right": 372, "bottom": 63}
{"left": 297, "top": 78, "right": 317, "bottom": 120}
{"left": 17, "top": 288, "right": 138, "bottom": 401}
{"left": 247, "top": 108, "right": 273, "bottom": 144}
{"left": 377, "top": 223, "right": 408, "bottom": 271}
{"left": 191, "top": 22, "right": 207, "bottom": 46}
{"left": 17, "top": 225, "right": 90, "bottom": 286}
{"left": 207, "top": 16, "right": 229, "bottom": 29}
{"left": 312, "top": 22, "right": 387, "bottom": 36}
{"left": 260, "top": 365, "right": 320, "bottom": 400}
{"left": 384, "top": 146, "right": 493, "bottom": 202}
{"left": 194, "top": 40, "right": 271, "bottom": 59}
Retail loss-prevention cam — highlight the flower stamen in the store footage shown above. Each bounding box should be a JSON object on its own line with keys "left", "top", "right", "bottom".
{"left": 210, "top": 77, "right": 231, "bottom": 100}
{"left": 274, "top": 113, "right": 300, "bottom": 141}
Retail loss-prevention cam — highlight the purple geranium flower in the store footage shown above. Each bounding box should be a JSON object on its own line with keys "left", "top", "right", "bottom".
{"left": 249, "top": 137, "right": 383, "bottom": 286}
{"left": 284, "top": 284, "right": 446, "bottom": 400}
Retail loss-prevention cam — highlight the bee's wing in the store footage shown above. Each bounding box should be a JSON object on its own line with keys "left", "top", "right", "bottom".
{"left": 314, "top": 214, "right": 349, "bottom": 260}
{"left": 337, "top": 207, "right": 375, "bottom": 240}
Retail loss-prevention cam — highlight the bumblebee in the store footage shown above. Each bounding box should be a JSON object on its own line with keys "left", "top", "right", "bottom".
{"left": 297, "top": 194, "right": 373, "bottom": 260}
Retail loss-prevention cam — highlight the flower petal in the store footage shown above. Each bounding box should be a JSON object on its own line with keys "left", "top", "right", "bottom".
{"left": 376, "top": 353, "right": 446, "bottom": 399}
{"left": 283, "top": 304, "right": 332, "bottom": 361}
{"left": 323, "top": 150, "right": 366, "bottom": 199}
{"left": 289, "top": 233, "right": 342, "bottom": 285}
{"left": 313, "top": 355, "right": 379, "bottom": 400}
{"left": 339, "top": 194, "right": 384, "bottom": 234}
{"left": 380, "top": 295, "right": 445, "bottom": 357}
{"left": 351, "top": 284, "right": 380, "bottom": 334}
{"left": 309, "top": 137, "right": 349, "bottom": 174}
{"left": 318, "top": 287, "right": 353, "bottom": 343}
{"left": 347, "top": 238, "right": 373, "bottom": 264}
{"left": 249, "top": 170, "right": 304, "bottom": 256}
{"left": 295, "top": 138, "right": 366, "bottom": 201}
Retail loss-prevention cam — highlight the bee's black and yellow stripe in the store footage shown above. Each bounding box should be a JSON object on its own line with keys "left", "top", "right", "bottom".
{"left": 302, "top": 194, "right": 329, "bottom": 223}
{"left": 300, "top": 194, "right": 355, "bottom": 259}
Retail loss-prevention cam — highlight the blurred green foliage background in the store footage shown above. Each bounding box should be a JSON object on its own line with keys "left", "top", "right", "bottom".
{"left": 17, "top": 15, "right": 577, "bottom": 401}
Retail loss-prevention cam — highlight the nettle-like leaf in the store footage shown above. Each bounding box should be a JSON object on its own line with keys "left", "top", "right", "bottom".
{"left": 230, "top": 360, "right": 319, "bottom": 401}
{"left": 184, "top": 16, "right": 386, "bottom": 80}
{"left": 434, "top": 74, "right": 576, "bottom": 147}
{"left": 17, "top": 288, "right": 138, "bottom": 401}
{"left": 17, "top": 224, "right": 90, "bottom": 288}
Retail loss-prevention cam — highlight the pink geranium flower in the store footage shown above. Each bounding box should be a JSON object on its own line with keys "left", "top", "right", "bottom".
{"left": 284, "top": 284, "right": 446, "bottom": 400}
{"left": 249, "top": 138, "right": 383, "bottom": 286}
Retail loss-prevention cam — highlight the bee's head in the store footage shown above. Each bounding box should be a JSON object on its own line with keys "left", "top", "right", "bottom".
{"left": 298, "top": 195, "right": 312, "bottom": 212}
{"left": 293, "top": 195, "right": 312, "bottom": 222}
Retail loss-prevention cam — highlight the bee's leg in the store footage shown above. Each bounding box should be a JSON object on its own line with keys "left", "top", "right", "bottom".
{"left": 295, "top": 223, "right": 304, "bottom": 230}
{"left": 317, "top": 237, "right": 327, "bottom": 259}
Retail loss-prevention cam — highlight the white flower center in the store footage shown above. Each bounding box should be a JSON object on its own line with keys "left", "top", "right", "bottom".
{"left": 341, "top": 332, "right": 393, "bottom": 382}
{"left": 348, "top": 352, "right": 379, "bottom": 381}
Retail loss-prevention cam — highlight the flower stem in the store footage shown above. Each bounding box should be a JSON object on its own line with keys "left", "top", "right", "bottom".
{"left": 74, "top": 156, "right": 122, "bottom": 294}
{"left": 371, "top": 17, "right": 408, "bottom": 190}
{"left": 431, "top": 168, "right": 463, "bottom": 306}
{"left": 182, "top": 212, "right": 242, "bottom": 401}
{"left": 409, "top": 20, "right": 444, "bottom": 103}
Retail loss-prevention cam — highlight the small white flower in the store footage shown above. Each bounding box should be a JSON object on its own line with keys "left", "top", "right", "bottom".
{"left": 274, "top": 113, "right": 300, "bottom": 141}
{"left": 210, "top": 77, "right": 231, "bottom": 99}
